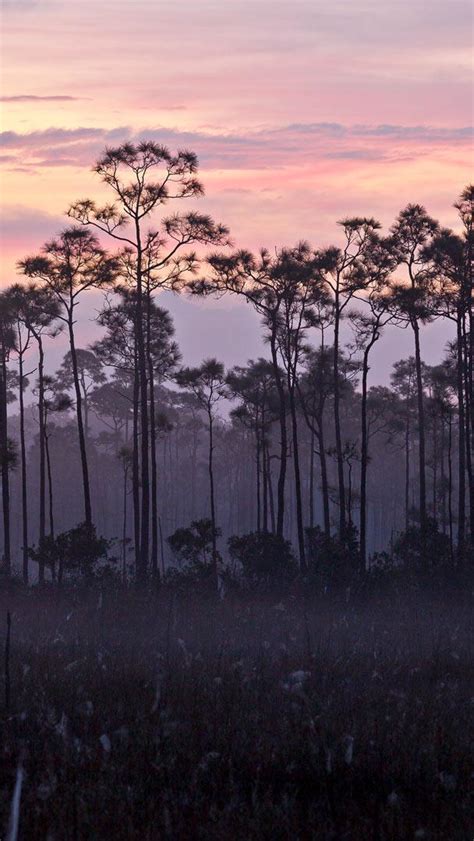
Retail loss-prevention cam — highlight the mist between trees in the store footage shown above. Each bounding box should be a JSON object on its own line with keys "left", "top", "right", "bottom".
{"left": 0, "top": 141, "right": 472, "bottom": 589}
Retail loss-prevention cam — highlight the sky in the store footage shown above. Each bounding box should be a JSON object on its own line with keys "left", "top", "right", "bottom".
{"left": 0, "top": 0, "right": 473, "bottom": 378}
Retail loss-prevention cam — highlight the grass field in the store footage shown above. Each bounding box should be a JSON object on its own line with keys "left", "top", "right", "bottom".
{"left": 0, "top": 584, "right": 473, "bottom": 839}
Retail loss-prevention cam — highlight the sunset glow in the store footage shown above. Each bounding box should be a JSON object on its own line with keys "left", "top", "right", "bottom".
{"left": 1, "top": 0, "right": 472, "bottom": 283}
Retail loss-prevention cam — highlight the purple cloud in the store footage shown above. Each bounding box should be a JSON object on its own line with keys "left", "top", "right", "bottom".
{"left": 0, "top": 95, "right": 83, "bottom": 102}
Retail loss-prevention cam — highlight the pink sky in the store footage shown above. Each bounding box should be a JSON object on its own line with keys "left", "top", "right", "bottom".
{"left": 0, "top": 0, "right": 472, "bottom": 375}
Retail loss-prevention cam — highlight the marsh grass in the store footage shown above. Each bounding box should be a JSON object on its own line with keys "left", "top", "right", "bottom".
{"left": 0, "top": 585, "right": 473, "bottom": 840}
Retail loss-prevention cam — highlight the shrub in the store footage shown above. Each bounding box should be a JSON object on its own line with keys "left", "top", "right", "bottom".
{"left": 305, "top": 523, "right": 359, "bottom": 591}
{"left": 29, "top": 522, "right": 112, "bottom": 582}
{"left": 393, "top": 518, "right": 451, "bottom": 571}
{"left": 167, "top": 518, "right": 221, "bottom": 566}
{"left": 227, "top": 531, "right": 297, "bottom": 586}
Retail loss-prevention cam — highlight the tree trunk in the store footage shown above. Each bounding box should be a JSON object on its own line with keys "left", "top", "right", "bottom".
{"left": 132, "top": 355, "right": 140, "bottom": 565}
{"left": 404, "top": 410, "right": 410, "bottom": 532}
{"left": 461, "top": 310, "right": 473, "bottom": 547}
{"left": 122, "top": 463, "right": 128, "bottom": 581}
{"left": 18, "top": 350, "right": 29, "bottom": 583}
{"left": 270, "top": 331, "right": 287, "bottom": 537}
{"left": 0, "top": 345, "right": 10, "bottom": 575}
{"left": 68, "top": 317, "right": 92, "bottom": 526}
{"left": 448, "top": 412, "right": 454, "bottom": 563}
{"left": 309, "top": 428, "right": 315, "bottom": 530}
{"left": 412, "top": 319, "right": 427, "bottom": 533}
{"left": 255, "top": 413, "right": 261, "bottom": 532}
{"left": 267, "top": 448, "right": 276, "bottom": 533}
{"left": 317, "top": 418, "right": 331, "bottom": 539}
{"left": 262, "top": 419, "right": 268, "bottom": 532}
{"left": 288, "top": 382, "right": 306, "bottom": 571}
{"left": 135, "top": 234, "right": 149, "bottom": 582}
{"left": 333, "top": 297, "right": 346, "bottom": 535}
{"left": 146, "top": 291, "right": 159, "bottom": 580}
{"left": 208, "top": 410, "right": 218, "bottom": 590}
{"left": 456, "top": 315, "right": 466, "bottom": 560}
{"left": 38, "top": 336, "right": 46, "bottom": 583}
{"left": 45, "top": 429, "right": 54, "bottom": 538}
{"left": 359, "top": 346, "right": 370, "bottom": 572}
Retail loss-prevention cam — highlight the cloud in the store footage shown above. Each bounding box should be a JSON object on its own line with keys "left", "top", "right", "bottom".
{"left": 0, "top": 121, "right": 471, "bottom": 174}
{"left": 0, "top": 126, "right": 106, "bottom": 149}
{"left": 0, "top": 95, "right": 82, "bottom": 102}
{"left": 0, "top": 206, "right": 65, "bottom": 260}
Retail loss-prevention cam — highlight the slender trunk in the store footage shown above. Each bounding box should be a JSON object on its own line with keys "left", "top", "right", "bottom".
{"left": 448, "top": 412, "right": 454, "bottom": 563}
{"left": 456, "top": 315, "right": 466, "bottom": 559}
{"left": 432, "top": 411, "right": 438, "bottom": 521}
{"left": 68, "top": 316, "right": 92, "bottom": 526}
{"left": 18, "top": 350, "right": 28, "bottom": 583}
{"left": 208, "top": 410, "right": 218, "bottom": 590}
{"left": 135, "top": 231, "right": 149, "bottom": 582}
{"left": 466, "top": 235, "right": 474, "bottom": 545}
{"left": 255, "top": 413, "right": 261, "bottom": 533}
{"left": 132, "top": 352, "right": 140, "bottom": 572}
{"left": 318, "top": 418, "right": 331, "bottom": 539}
{"left": 441, "top": 414, "right": 447, "bottom": 534}
{"left": 309, "top": 428, "right": 315, "bottom": 529}
{"left": 0, "top": 345, "right": 10, "bottom": 575}
{"left": 333, "top": 297, "right": 346, "bottom": 535}
{"left": 270, "top": 331, "right": 287, "bottom": 537}
{"left": 122, "top": 464, "right": 128, "bottom": 581}
{"left": 461, "top": 311, "right": 473, "bottom": 545}
{"left": 147, "top": 308, "right": 158, "bottom": 580}
{"left": 45, "top": 429, "right": 54, "bottom": 538}
{"left": 412, "top": 319, "right": 427, "bottom": 532}
{"left": 159, "top": 516, "right": 165, "bottom": 578}
{"left": 38, "top": 336, "right": 46, "bottom": 583}
{"left": 267, "top": 448, "right": 276, "bottom": 533}
{"left": 288, "top": 382, "right": 306, "bottom": 571}
{"left": 359, "top": 345, "right": 370, "bottom": 572}
{"left": 262, "top": 422, "right": 268, "bottom": 532}
{"left": 405, "top": 408, "right": 410, "bottom": 531}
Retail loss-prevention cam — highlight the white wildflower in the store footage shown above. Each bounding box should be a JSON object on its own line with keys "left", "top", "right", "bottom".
{"left": 99, "top": 734, "right": 111, "bottom": 753}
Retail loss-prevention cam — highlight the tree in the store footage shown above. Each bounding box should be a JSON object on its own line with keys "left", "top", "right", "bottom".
{"left": 20, "top": 227, "right": 118, "bottom": 529}
{"left": 390, "top": 358, "right": 420, "bottom": 531}
{"left": 227, "top": 360, "right": 279, "bottom": 534}
{"left": 9, "top": 283, "right": 61, "bottom": 581}
{"left": 41, "top": 376, "right": 72, "bottom": 546}
{"left": 315, "top": 217, "right": 383, "bottom": 537}
{"left": 5, "top": 285, "right": 33, "bottom": 582}
{"left": 175, "top": 359, "right": 227, "bottom": 590}
{"left": 56, "top": 348, "right": 106, "bottom": 439}
{"left": 69, "top": 141, "right": 229, "bottom": 581}
{"left": 349, "top": 279, "right": 396, "bottom": 568}
{"left": 389, "top": 205, "right": 439, "bottom": 537}
{"left": 426, "top": 218, "right": 473, "bottom": 557}
{"left": 191, "top": 250, "right": 290, "bottom": 538}
{"left": 454, "top": 185, "right": 474, "bottom": 545}
{"left": 94, "top": 290, "right": 180, "bottom": 577}
{"left": 193, "top": 245, "right": 325, "bottom": 568}
{"left": 298, "top": 347, "right": 334, "bottom": 538}
{"left": 0, "top": 292, "right": 17, "bottom": 574}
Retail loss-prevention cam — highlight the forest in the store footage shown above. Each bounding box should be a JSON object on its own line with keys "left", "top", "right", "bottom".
{"left": 0, "top": 143, "right": 473, "bottom": 839}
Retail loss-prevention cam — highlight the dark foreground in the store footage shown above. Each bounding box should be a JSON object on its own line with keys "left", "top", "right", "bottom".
{"left": 0, "top": 584, "right": 473, "bottom": 840}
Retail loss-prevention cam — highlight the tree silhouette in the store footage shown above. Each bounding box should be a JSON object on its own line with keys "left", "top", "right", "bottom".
{"left": 314, "top": 217, "right": 383, "bottom": 537}
{"left": 0, "top": 292, "right": 17, "bottom": 574}
{"left": 175, "top": 359, "right": 227, "bottom": 590}
{"left": 227, "top": 358, "right": 279, "bottom": 534}
{"left": 20, "top": 227, "right": 118, "bottom": 529}
{"left": 68, "top": 141, "right": 229, "bottom": 581}
{"left": 389, "top": 205, "right": 439, "bottom": 538}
